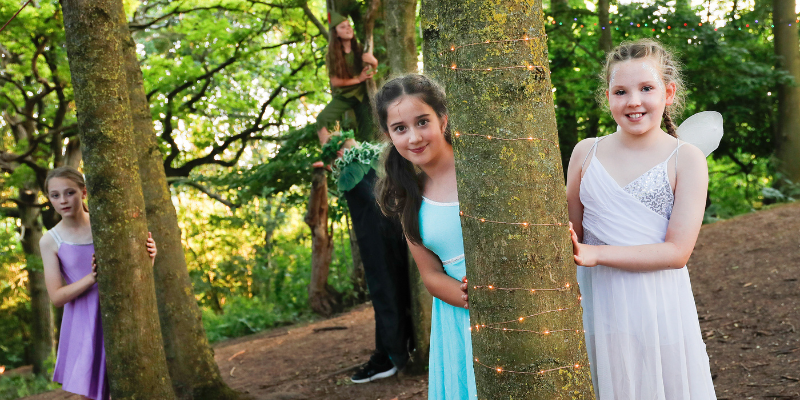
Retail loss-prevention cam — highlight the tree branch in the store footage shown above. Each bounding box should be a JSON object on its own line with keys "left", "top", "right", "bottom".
{"left": 300, "top": 0, "right": 327, "bottom": 38}
{"left": 168, "top": 178, "right": 239, "bottom": 209}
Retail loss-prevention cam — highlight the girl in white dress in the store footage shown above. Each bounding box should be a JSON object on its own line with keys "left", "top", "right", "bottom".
{"left": 566, "top": 39, "right": 717, "bottom": 399}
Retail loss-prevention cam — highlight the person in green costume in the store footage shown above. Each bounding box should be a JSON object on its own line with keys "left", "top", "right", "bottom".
{"left": 316, "top": 11, "right": 378, "bottom": 146}
{"left": 313, "top": 11, "right": 413, "bottom": 384}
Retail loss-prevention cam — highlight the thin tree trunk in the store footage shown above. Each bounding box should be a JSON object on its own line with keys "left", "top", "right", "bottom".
{"left": 60, "top": 1, "right": 175, "bottom": 398}
{"left": 405, "top": 256, "right": 432, "bottom": 374}
{"left": 598, "top": 0, "right": 612, "bottom": 53}
{"left": 20, "top": 186, "right": 54, "bottom": 376}
{"left": 384, "top": 0, "right": 430, "bottom": 374}
{"left": 385, "top": 0, "right": 418, "bottom": 74}
{"left": 422, "top": 0, "right": 594, "bottom": 398}
{"left": 117, "top": 9, "right": 241, "bottom": 400}
{"left": 773, "top": 0, "right": 800, "bottom": 182}
{"left": 347, "top": 215, "right": 368, "bottom": 300}
{"left": 305, "top": 168, "right": 340, "bottom": 316}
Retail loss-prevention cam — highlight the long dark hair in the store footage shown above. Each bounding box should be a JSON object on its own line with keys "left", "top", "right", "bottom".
{"left": 326, "top": 26, "right": 363, "bottom": 79}
{"left": 374, "top": 74, "right": 451, "bottom": 245}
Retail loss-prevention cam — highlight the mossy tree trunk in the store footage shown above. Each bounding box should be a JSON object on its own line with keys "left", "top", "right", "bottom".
{"left": 422, "top": 0, "right": 594, "bottom": 398}
{"left": 117, "top": 10, "right": 241, "bottom": 400}
{"left": 305, "top": 168, "right": 340, "bottom": 316}
{"left": 385, "top": 0, "right": 419, "bottom": 74}
{"left": 773, "top": 0, "right": 800, "bottom": 183}
{"left": 61, "top": 0, "right": 175, "bottom": 398}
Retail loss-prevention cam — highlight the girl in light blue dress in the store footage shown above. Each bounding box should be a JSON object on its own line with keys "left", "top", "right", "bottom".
{"left": 374, "top": 74, "right": 477, "bottom": 399}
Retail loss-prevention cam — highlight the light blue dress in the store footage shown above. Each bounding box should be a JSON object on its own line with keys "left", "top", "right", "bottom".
{"left": 419, "top": 196, "right": 478, "bottom": 400}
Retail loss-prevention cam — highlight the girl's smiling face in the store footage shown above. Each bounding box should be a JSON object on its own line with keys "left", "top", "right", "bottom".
{"left": 48, "top": 177, "right": 86, "bottom": 218}
{"left": 606, "top": 58, "right": 676, "bottom": 137}
{"left": 335, "top": 20, "right": 354, "bottom": 41}
{"left": 385, "top": 95, "right": 449, "bottom": 167}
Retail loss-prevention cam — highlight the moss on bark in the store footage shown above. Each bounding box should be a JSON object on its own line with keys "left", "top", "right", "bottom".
{"left": 421, "top": 0, "right": 594, "bottom": 397}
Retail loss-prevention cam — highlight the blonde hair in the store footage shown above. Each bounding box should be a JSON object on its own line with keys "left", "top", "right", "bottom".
{"left": 598, "top": 39, "right": 685, "bottom": 137}
{"left": 45, "top": 166, "right": 88, "bottom": 212}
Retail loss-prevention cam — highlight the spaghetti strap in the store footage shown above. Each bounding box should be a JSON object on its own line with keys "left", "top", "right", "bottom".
{"left": 667, "top": 138, "right": 686, "bottom": 184}
{"left": 48, "top": 229, "right": 64, "bottom": 249}
{"left": 581, "top": 137, "right": 602, "bottom": 170}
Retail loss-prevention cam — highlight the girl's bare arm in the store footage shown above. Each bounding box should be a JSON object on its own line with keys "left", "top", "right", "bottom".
{"left": 408, "top": 239, "right": 467, "bottom": 308}
{"left": 40, "top": 234, "right": 96, "bottom": 308}
{"left": 571, "top": 144, "right": 708, "bottom": 271}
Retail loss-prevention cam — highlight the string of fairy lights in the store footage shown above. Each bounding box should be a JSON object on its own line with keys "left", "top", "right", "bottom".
{"left": 442, "top": 34, "right": 588, "bottom": 377}
{"left": 547, "top": 16, "right": 800, "bottom": 33}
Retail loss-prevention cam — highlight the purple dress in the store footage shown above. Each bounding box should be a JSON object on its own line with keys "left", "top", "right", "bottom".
{"left": 49, "top": 229, "right": 109, "bottom": 400}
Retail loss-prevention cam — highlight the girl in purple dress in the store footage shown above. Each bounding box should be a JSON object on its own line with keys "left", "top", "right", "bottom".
{"left": 39, "top": 166, "right": 157, "bottom": 400}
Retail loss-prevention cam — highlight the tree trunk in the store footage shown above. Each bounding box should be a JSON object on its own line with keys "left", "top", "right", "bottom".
{"left": 60, "top": 1, "right": 175, "bottom": 398}
{"left": 421, "top": 0, "right": 594, "bottom": 398}
{"left": 383, "top": 0, "right": 431, "bottom": 374}
{"left": 117, "top": 10, "right": 241, "bottom": 400}
{"left": 305, "top": 168, "right": 340, "bottom": 316}
{"left": 20, "top": 186, "right": 54, "bottom": 376}
{"left": 385, "top": 0, "right": 419, "bottom": 74}
{"left": 347, "top": 217, "right": 368, "bottom": 300}
{"left": 598, "top": 0, "right": 612, "bottom": 53}
{"left": 773, "top": 0, "right": 800, "bottom": 182}
{"left": 405, "top": 256, "right": 432, "bottom": 374}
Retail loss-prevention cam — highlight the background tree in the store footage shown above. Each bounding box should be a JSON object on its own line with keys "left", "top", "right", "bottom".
{"left": 772, "top": 0, "right": 800, "bottom": 183}
{"left": 118, "top": 5, "right": 242, "bottom": 398}
{"left": 60, "top": 0, "right": 175, "bottom": 397}
{"left": 422, "top": 0, "right": 593, "bottom": 397}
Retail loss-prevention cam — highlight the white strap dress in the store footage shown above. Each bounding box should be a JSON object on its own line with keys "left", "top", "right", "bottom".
{"left": 577, "top": 137, "right": 717, "bottom": 399}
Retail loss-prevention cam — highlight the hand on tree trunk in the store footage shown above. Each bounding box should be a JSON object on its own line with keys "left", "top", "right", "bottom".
{"left": 460, "top": 277, "right": 469, "bottom": 309}
{"left": 147, "top": 232, "right": 157, "bottom": 266}
{"left": 569, "top": 222, "right": 598, "bottom": 267}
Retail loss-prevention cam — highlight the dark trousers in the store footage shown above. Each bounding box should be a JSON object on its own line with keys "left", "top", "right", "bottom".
{"left": 344, "top": 169, "right": 412, "bottom": 369}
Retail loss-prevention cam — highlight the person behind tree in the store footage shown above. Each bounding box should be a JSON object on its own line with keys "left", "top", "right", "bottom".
{"left": 566, "top": 39, "right": 717, "bottom": 398}
{"left": 39, "top": 166, "right": 158, "bottom": 400}
{"left": 313, "top": 11, "right": 413, "bottom": 384}
{"left": 374, "top": 74, "right": 477, "bottom": 399}
{"left": 316, "top": 11, "right": 378, "bottom": 146}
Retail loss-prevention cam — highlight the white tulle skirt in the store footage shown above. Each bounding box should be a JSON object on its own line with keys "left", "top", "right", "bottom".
{"left": 577, "top": 263, "right": 717, "bottom": 399}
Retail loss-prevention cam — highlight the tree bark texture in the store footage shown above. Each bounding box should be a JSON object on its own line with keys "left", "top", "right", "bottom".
{"left": 60, "top": 1, "right": 175, "bottom": 398}
{"left": 598, "top": 0, "right": 612, "bottom": 53}
{"left": 20, "top": 185, "right": 55, "bottom": 376}
{"left": 422, "top": 0, "right": 594, "bottom": 398}
{"left": 305, "top": 168, "right": 340, "bottom": 316}
{"left": 347, "top": 220, "right": 369, "bottom": 300}
{"left": 405, "top": 256, "right": 433, "bottom": 375}
{"left": 773, "top": 0, "right": 800, "bottom": 182}
{"left": 118, "top": 12, "right": 240, "bottom": 400}
{"left": 385, "top": 0, "right": 419, "bottom": 74}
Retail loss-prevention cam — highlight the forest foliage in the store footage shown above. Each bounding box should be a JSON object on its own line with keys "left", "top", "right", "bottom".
{"left": 0, "top": 0, "right": 796, "bottom": 391}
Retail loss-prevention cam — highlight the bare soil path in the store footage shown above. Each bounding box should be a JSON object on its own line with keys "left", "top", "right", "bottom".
{"left": 18, "top": 203, "right": 800, "bottom": 399}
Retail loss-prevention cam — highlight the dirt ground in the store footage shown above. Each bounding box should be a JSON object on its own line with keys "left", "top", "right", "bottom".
{"left": 17, "top": 202, "right": 800, "bottom": 400}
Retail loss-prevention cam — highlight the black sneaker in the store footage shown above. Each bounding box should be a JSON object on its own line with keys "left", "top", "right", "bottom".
{"left": 350, "top": 356, "right": 397, "bottom": 383}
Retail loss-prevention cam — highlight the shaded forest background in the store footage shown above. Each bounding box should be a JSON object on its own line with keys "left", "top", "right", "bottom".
{"left": 1, "top": 0, "right": 798, "bottom": 397}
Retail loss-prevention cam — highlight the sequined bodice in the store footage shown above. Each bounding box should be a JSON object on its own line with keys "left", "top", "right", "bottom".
{"left": 619, "top": 160, "right": 674, "bottom": 220}
{"left": 582, "top": 137, "right": 682, "bottom": 246}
